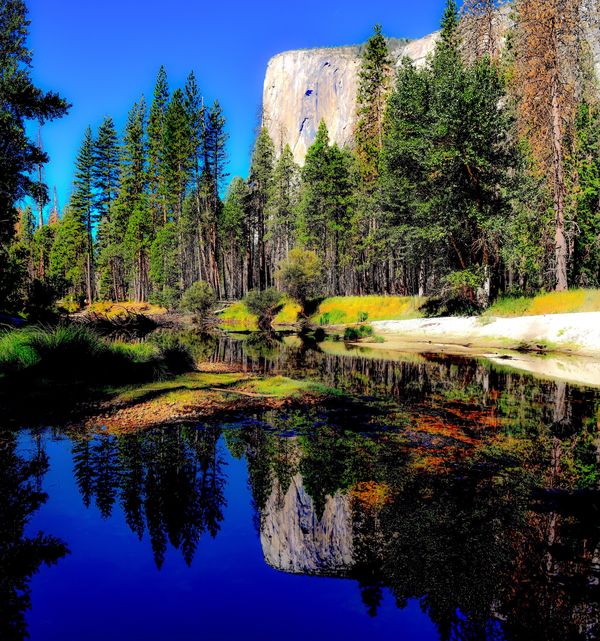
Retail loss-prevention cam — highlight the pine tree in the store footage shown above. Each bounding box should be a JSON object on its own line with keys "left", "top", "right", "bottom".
{"left": 270, "top": 145, "right": 300, "bottom": 272}
{"left": 572, "top": 101, "right": 600, "bottom": 286}
{"left": 124, "top": 198, "right": 153, "bottom": 302}
{"left": 184, "top": 71, "right": 204, "bottom": 195}
{"left": 0, "top": 0, "right": 68, "bottom": 309}
{"left": 101, "top": 98, "right": 147, "bottom": 301}
{"left": 49, "top": 208, "right": 87, "bottom": 299}
{"left": 300, "top": 122, "right": 353, "bottom": 294}
{"left": 246, "top": 127, "right": 275, "bottom": 289}
{"left": 355, "top": 24, "right": 392, "bottom": 186}
{"left": 148, "top": 66, "right": 170, "bottom": 225}
{"left": 513, "top": 0, "right": 584, "bottom": 290}
{"left": 120, "top": 98, "right": 148, "bottom": 204}
{"left": 71, "top": 126, "right": 96, "bottom": 303}
{"left": 162, "top": 88, "right": 192, "bottom": 221}
{"left": 93, "top": 116, "right": 121, "bottom": 223}
{"left": 203, "top": 100, "right": 229, "bottom": 296}
{"left": 380, "top": 0, "right": 515, "bottom": 302}
{"left": 460, "top": 0, "right": 506, "bottom": 62}
{"left": 221, "top": 177, "right": 248, "bottom": 298}
{"left": 299, "top": 121, "right": 331, "bottom": 252}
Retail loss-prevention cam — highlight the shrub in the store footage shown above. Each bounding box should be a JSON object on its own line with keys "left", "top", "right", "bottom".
{"left": 244, "top": 288, "right": 284, "bottom": 331}
{"left": 277, "top": 249, "right": 323, "bottom": 316}
{"left": 150, "top": 286, "right": 180, "bottom": 311}
{"left": 358, "top": 311, "right": 369, "bottom": 323}
{"left": 180, "top": 281, "right": 217, "bottom": 324}
{"left": 343, "top": 324, "right": 374, "bottom": 341}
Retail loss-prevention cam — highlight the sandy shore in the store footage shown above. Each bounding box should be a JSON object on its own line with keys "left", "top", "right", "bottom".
{"left": 366, "top": 313, "right": 600, "bottom": 388}
{"left": 372, "top": 312, "right": 600, "bottom": 357}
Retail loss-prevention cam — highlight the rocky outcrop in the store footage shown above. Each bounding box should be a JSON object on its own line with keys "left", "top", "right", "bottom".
{"left": 260, "top": 474, "right": 354, "bottom": 576}
{"left": 262, "top": 36, "right": 436, "bottom": 165}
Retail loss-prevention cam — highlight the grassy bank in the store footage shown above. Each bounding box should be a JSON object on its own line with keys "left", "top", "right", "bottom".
{"left": 0, "top": 325, "right": 192, "bottom": 384}
{"left": 219, "top": 295, "right": 423, "bottom": 330}
{"left": 485, "top": 289, "right": 600, "bottom": 317}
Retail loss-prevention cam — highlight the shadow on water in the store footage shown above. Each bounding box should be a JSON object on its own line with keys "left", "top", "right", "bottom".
{"left": 3, "top": 330, "right": 600, "bottom": 640}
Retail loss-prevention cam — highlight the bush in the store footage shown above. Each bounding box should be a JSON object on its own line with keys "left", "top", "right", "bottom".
{"left": 180, "top": 281, "right": 217, "bottom": 324}
{"left": 244, "top": 288, "right": 284, "bottom": 331}
{"left": 343, "top": 324, "right": 374, "bottom": 341}
{"left": 358, "top": 311, "right": 369, "bottom": 323}
{"left": 277, "top": 249, "right": 323, "bottom": 316}
{"left": 150, "top": 286, "right": 180, "bottom": 311}
{"left": 420, "top": 295, "right": 482, "bottom": 318}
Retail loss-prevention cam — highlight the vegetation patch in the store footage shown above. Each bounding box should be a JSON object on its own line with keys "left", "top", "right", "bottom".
{"left": 485, "top": 289, "right": 600, "bottom": 317}
{"left": 313, "top": 296, "right": 423, "bottom": 325}
{"left": 0, "top": 325, "right": 193, "bottom": 384}
{"left": 84, "top": 372, "right": 344, "bottom": 432}
{"left": 86, "top": 301, "right": 167, "bottom": 318}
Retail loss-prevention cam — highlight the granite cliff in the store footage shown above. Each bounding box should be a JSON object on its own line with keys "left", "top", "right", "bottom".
{"left": 262, "top": 35, "right": 437, "bottom": 164}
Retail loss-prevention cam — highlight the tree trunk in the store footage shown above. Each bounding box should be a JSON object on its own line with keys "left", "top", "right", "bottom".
{"left": 551, "top": 39, "right": 568, "bottom": 291}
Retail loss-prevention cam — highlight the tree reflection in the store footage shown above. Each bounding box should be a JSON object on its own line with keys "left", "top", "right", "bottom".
{"left": 0, "top": 431, "right": 68, "bottom": 641}
{"left": 71, "top": 425, "right": 226, "bottom": 568}
{"left": 234, "top": 391, "right": 600, "bottom": 640}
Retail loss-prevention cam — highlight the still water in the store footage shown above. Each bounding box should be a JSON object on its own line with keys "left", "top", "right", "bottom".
{"left": 2, "top": 333, "right": 600, "bottom": 640}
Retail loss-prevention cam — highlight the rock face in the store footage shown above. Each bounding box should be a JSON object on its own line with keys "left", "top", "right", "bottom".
{"left": 262, "top": 36, "right": 437, "bottom": 165}
{"left": 260, "top": 474, "right": 354, "bottom": 576}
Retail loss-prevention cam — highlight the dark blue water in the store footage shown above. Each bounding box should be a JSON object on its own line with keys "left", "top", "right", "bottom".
{"left": 18, "top": 429, "right": 439, "bottom": 641}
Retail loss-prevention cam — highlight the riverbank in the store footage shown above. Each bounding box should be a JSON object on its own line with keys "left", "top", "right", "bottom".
{"left": 372, "top": 312, "right": 600, "bottom": 356}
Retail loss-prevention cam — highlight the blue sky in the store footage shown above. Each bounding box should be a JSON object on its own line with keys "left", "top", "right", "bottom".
{"left": 27, "top": 0, "right": 449, "bottom": 216}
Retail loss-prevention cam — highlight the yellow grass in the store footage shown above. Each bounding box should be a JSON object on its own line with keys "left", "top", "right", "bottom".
{"left": 275, "top": 301, "right": 302, "bottom": 324}
{"left": 219, "top": 295, "right": 423, "bottom": 329}
{"left": 312, "top": 295, "right": 424, "bottom": 325}
{"left": 218, "top": 301, "right": 258, "bottom": 330}
{"left": 486, "top": 289, "right": 600, "bottom": 317}
{"left": 219, "top": 298, "right": 301, "bottom": 330}
{"left": 87, "top": 301, "right": 167, "bottom": 317}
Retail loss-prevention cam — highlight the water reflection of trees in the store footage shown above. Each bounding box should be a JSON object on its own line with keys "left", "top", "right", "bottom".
{"left": 72, "top": 425, "right": 226, "bottom": 567}
{"left": 229, "top": 401, "right": 600, "bottom": 641}
{"left": 0, "top": 431, "right": 68, "bottom": 641}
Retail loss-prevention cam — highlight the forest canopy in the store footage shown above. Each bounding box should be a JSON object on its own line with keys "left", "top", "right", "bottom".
{"left": 2, "top": 0, "right": 600, "bottom": 317}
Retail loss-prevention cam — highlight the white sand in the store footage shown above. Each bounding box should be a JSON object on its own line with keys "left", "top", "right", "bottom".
{"left": 372, "top": 312, "right": 600, "bottom": 357}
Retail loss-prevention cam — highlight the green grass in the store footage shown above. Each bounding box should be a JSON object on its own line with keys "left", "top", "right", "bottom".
{"left": 485, "top": 289, "right": 600, "bottom": 317}
{"left": 246, "top": 375, "right": 343, "bottom": 398}
{"left": 0, "top": 325, "right": 194, "bottom": 383}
